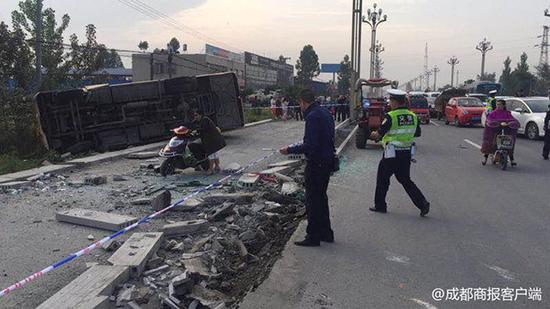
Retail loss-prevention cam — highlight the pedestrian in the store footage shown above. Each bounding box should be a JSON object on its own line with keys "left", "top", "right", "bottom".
{"left": 270, "top": 96, "right": 278, "bottom": 119}
{"left": 543, "top": 104, "right": 550, "bottom": 160}
{"left": 294, "top": 98, "right": 304, "bottom": 121}
{"left": 336, "top": 95, "right": 347, "bottom": 122}
{"left": 282, "top": 97, "right": 289, "bottom": 120}
{"left": 369, "top": 89, "right": 430, "bottom": 217}
{"left": 189, "top": 110, "right": 226, "bottom": 175}
{"left": 280, "top": 89, "right": 336, "bottom": 247}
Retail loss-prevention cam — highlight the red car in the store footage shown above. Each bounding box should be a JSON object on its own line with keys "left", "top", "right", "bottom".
{"left": 445, "top": 97, "right": 485, "bottom": 126}
{"left": 407, "top": 94, "right": 430, "bottom": 124}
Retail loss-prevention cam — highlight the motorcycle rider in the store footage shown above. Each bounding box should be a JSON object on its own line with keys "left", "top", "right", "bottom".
{"left": 481, "top": 99, "right": 518, "bottom": 166}
{"left": 189, "top": 110, "right": 226, "bottom": 174}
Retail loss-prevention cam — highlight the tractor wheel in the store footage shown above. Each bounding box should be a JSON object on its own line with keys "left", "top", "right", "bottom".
{"left": 355, "top": 127, "right": 368, "bottom": 149}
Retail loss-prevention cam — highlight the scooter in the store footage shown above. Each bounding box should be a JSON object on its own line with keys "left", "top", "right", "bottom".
{"left": 158, "top": 127, "right": 210, "bottom": 176}
{"left": 488, "top": 122, "right": 515, "bottom": 170}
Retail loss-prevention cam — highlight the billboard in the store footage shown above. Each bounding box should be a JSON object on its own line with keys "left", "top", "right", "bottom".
{"left": 244, "top": 52, "right": 293, "bottom": 73}
{"left": 321, "top": 63, "right": 341, "bottom": 73}
{"left": 205, "top": 44, "right": 244, "bottom": 63}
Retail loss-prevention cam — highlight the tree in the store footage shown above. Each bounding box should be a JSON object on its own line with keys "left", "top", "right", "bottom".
{"left": 0, "top": 21, "right": 33, "bottom": 90}
{"left": 508, "top": 53, "right": 536, "bottom": 95}
{"left": 168, "top": 37, "right": 180, "bottom": 53}
{"left": 477, "top": 72, "right": 496, "bottom": 82}
{"left": 103, "top": 48, "right": 123, "bottom": 68}
{"left": 278, "top": 55, "right": 289, "bottom": 63}
{"left": 295, "top": 44, "right": 320, "bottom": 86}
{"left": 535, "top": 63, "right": 550, "bottom": 95}
{"left": 12, "top": 0, "right": 70, "bottom": 90}
{"left": 499, "top": 57, "right": 513, "bottom": 95}
{"left": 337, "top": 54, "right": 351, "bottom": 95}
{"left": 138, "top": 40, "right": 149, "bottom": 51}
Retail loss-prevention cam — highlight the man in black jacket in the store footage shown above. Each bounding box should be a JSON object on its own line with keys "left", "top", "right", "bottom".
{"left": 280, "top": 89, "right": 336, "bottom": 247}
{"left": 543, "top": 105, "right": 550, "bottom": 160}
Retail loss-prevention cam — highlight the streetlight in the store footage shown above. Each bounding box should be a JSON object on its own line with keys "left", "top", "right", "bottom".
{"left": 476, "top": 38, "right": 493, "bottom": 79}
{"left": 363, "top": 3, "right": 387, "bottom": 79}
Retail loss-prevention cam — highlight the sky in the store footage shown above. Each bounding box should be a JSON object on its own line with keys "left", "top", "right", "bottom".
{"left": 0, "top": 0, "right": 548, "bottom": 87}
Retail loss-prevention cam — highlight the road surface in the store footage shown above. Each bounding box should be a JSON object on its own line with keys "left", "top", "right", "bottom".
{"left": 241, "top": 121, "right": 550, "bottom": 309}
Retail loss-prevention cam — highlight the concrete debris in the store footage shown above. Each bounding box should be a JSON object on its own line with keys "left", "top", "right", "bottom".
{"left": 238, "top": 173, "right": 260, "bottom": 187}
{"left": 125, "top": 301, "right": 142, "bottom": 309}
{"left": 150, "top": 190, "right": 172, "bottom": 211}
{"left": 0, "top": 181, "right": 31, "bottom": 190}
{"left": 208, "top": 203, "right": 236, "bottom": 221}
{"left": 183, "top": 258, "right": 211, "bottom": 279}
{"left": 188, "top": 285, "right": 228, "bottom": 307}
{"left": 56, "top": 208, "right": 138, "bottom": 231}
{"left": 263, "top": 191, "right": 297, "bottom": 205}
{"left": 268, "top": 159, "right": 302, "bottom": 168}
{"left": 169, "top": 271, "right": 193, "bottom": 297}
{"left": 102, "top": 239, "right": 121, "bottom": 252}
{"left": 234, "top": 239, "right": 248, "bottom": 258}
{"left": 87, "top": 234, "right": 95, "bottom": 241}
{"left": 281, "top": 182, "right": 300, "bottom": 196}
{"left": 126, "top": 152, "right": 158, "bottom": 159}
{"left": 203, "top": 193, "right": 254, "bottom": 205}
{"left": 181, "top": 252, "right": 205, "bottom": 260}
{"left": 272, "top": 172, "right": 294, "bottom": 183}
{"left": 223, "top": 162, "right": 241, "bottom": 173}
{"left": 84, "top": 175, "right": 107, "bottom": 186}
{"left": 159, "top": 293, "right": 180, "bottom": 309}
{"left": 142, "top": 265, "right": 169, "bottom": 276}
{"left": 130, "top": 198, "right": 151, "bottom": 206}
{"left": 260, "top": 166, "right": 292, "bottom": 175}
{"left": 113, "top": 175, "right": 128, "bottom": 182}
{"left": 116, "top": 284, "right": 135, "bottom": 307}
{"left": 162, "top": 219, "right": 208, "bottom": 237}
{"left": 108, "top": 232, "right": 164, "bottom": 278}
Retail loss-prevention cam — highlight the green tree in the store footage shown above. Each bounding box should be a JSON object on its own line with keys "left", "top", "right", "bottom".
{"left": 499, "top": 57, "right": 513, "bottom": 95}
{"left": 535, "top": 63, "right": 550, "bottom": 95}
{"left": 0, "top": 21, "right": 33, "bottom": 90}
{"left": 337, "top": 54, "right": 351, "bottom": 95}
{"left": 168, "top": 37, "right": 180, "bottom": 53}
{"left": 295, "top": 44, "right": 320, "bottom": 86}
{"left": 138, "top": 40, "right": 149, "bottom": 51}
{"left": 478, "top": 72, "right": 496, "bottom": 82}
{"left": 12, "top": 0, "right": 70, "bottom": 90}
{"left": 508, "top": 53, "right": 536, "bottom": 95}
{"left": 103, "top": 49, "right": 123, "bottom": 68}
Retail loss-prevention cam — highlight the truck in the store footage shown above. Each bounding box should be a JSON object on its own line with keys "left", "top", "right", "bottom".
{"left": 35, "top": 72, "right": 244, "bottom": 154}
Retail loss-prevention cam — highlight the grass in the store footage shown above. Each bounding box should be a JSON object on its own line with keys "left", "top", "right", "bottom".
{"left": 244, "top": 108, "right": 273, "bottom": 124}
{"left": 0, "top": 151, "right": 59, "bottom": 176}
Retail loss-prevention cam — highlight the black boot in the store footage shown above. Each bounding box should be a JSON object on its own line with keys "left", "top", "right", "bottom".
{"left": 321, "top": 230, "right": 334, "bottom": 243}
{"left": 420, "top": 202, "right": 430, "bottom": 217}
{"left": 369, "top": 207, "right": 387, "bottom": 213}
{"left": 294, "top": 237, "right": 320, "bottom": 247}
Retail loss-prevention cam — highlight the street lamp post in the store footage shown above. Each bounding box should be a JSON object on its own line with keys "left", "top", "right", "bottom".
{"left": 476, "top": 38, "right": 493, "bottom": 79}
{"left": 363, "top": 3, "right": 387, "bottom": 79}
{"left": 448, "top": 56, "right": 459, "bottom": 87}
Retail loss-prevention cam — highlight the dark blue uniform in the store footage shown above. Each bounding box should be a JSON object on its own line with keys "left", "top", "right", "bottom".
{"left": 289, "top": 103, "right": 335, "bottom": 241}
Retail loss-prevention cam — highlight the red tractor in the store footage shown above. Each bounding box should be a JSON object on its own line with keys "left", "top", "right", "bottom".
{"left": 354, "top": 78, "right": 398, "bottom": 149}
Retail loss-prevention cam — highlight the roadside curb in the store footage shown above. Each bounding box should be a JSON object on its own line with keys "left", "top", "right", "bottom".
{"left": 336, "top": 125, "right": 358, "bottom": 156}
{"left": 244, "top": 119, "right": 273, "bottom": 128}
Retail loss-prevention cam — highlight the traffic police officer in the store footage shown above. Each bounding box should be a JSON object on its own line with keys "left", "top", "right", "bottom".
{"left": 369, "top": 89, "right": 430, "bottom": 217}
{"left": 543, "top": 104, "right": 550, "bottom": 160}
{"left": 486, "top": 90, "right": 497, "bottom": 113}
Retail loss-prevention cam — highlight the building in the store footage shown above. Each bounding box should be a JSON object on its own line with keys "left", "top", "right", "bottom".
{"left": 132, "top": 53, "right": 245, "bottom": 88}
{"left": 244, "top": 52, "right": 293, "bottom": 90}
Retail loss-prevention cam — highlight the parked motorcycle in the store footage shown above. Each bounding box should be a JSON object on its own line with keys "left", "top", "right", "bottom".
{"left": 158, "top": 127, "right": 209, "bottom": 176}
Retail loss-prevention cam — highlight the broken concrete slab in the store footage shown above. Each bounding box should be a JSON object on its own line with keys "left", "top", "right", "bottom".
{"left": 108, "top": 232, "right": 164, "bottom": 278}
{"left": 113, "top": 175, "right": 128, "bottom": 182}
{"left": 151, "top": 190, "right": 172, "bottom": 211}
{"left": 131, "top": 198, "right": 151, "bottom": 206}
{"left": 238, "top": 173, "right": 260, "bottom": 187}
{"left": 84, "top": 175, "right": 107, "bottom": 186}
{"left": 172, "top": 198, "right": 204, "bottom": 212}
{"left": 125, "top": 301, "right": 143, "bottom": 309}
{"left": 268, "top": 160, "right": 302, "bottom": 168}
{"left": 0, "top": 181, "right": 31, "bottom": 190}
{"left": 260, "top": 166, "right": 292, "bottom": 175}
{"left": 272, "top": 173, "right": 294, "bottom": 183}
{"left": 126, "top": 151, "right": 158, "bottom": 159}
{"left": 56, "top": 208, "right": 138, "bottom": 231}
{"left": 142, "top": 264, "right": 169, "bottom": 276}
{"left": 281, "top": 182, "right": 300, "bottom": 196}
{"left": 162, "top": 219, "right": 208, "bottom": 236}
{"left": 37, "top": 265, "right": 129, "bottom": 309}
{"left": 183, "top": 258, "right": 211, "bottom": 279}
{"left": 203, "top": 193, "right": 254, "bottom": 205}
{"left": 208, "top": 203, "right": 236, "bottom": 221}
{"left": 0, "top": 164, "right": 73, "bottom": 184}
{"left": 187, "top": 285, "right": 228, "bottom": 307}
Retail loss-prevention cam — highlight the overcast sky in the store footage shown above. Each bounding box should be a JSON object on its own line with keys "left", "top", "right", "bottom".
{"left": 1, "top": 0, "right": 548, "bottom": 87}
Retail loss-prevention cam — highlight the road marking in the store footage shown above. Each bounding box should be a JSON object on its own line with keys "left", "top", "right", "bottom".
{"left": 464, "top": 139, "right": 482, "bottom": 150}
{"left": 430, "top": 120, "right": 440, "bottom": 127}
{"left": 385, "top": 252, "right": 411, "bottom": 264}
{"left": 410, "top": 298, "right": 438, "bottom": 309}
{"left": 486, "top": 265, "right": 518, "bottom": 281}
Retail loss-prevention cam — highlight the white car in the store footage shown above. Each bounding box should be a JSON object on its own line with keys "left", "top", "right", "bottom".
{"left": 481, "top": 97, "right": 548, "bottom": 140}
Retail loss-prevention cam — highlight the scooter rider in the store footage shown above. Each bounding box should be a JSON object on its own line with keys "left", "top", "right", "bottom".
{"left": 369, "top": 89, "right": 430, "bottom": 217}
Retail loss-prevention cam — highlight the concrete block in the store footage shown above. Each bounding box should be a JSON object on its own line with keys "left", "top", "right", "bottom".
{"left": 268, "top": 160, "right": 302, "bottom": 168}
{"left": 108, "top": 232, "right": 163, "bottom": 278}
{"left": 151, "top": 190, "right": 172, "bottom": 211}
{"left": 203, "top": 193, "right": 254, "bottom": 205}
{"left": 0, "top": 181, "right": 31, "bottom": 189}
{"left": 162, "top": 219, "right": 208, "bottom": 236}
{"left": 84, "top": 175, "right": 107, "bottom": 185}
{"left": 260, "top": 166, "right": 292, "bottom": 175}
{"left": 37, "top": 265, "right": 129, "bottom": 309}
{"left": 183, "top": 258, "right": 210, "bottom": 279}
{"left": 238, "top": 174, "right": 260, "bottom": 188}
{"left": 281, "top": 182, "right": 300, "bottom": 196}
{"left": 56, "top": 208, "right": 138, "bottom": 231}
{"left": 208, "top": 203, "right": 236, "bottom": 221}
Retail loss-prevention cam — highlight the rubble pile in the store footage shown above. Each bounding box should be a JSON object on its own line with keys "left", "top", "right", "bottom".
{"left": 109, "top": 163, "right": 306, "bottom": 308}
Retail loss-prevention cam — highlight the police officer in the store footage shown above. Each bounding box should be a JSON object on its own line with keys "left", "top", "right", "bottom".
{"left": 486, "top": 90, "right": 497, "bottom": 113}
{"left": 543, "top": 104, "right": 550, "bottom": 160}
{"left": 369, "top": 89, "right": 430, "bottom": 217}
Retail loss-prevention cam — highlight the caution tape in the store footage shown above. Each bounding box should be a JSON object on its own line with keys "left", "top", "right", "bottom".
{"left": 0, "top": 148, "right": 284, "bottom": 298}
{"left": 242, "top": 103, "right": 350, "bottom": 110}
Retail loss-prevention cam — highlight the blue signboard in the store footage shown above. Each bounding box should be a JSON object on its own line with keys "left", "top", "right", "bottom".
{"left": 321, "top": 63, "right": 341, "bottom": 73}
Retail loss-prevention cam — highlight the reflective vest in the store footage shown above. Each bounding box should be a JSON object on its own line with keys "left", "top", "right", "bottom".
{"left": 382, "top": 109, "right": 418, "bottom": 149}
{"left": 486, "top": 97, "right": 496, "bottom": 113}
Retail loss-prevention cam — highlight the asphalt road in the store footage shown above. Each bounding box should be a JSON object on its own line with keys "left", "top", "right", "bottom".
{"left": 0, "top": 120, "right": 306, "bottom": 309}
{"left": 241, "top": 121, "right": 550, "bottom": 309}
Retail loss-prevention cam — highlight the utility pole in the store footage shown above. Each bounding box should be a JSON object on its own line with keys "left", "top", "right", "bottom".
{"left": 34, "top": 0, "right": 43, "bottom": 92}
{"left": 448, "top": 56, "right": 459, "bottom": 87}
{"left": 433, "top": 66, "right": 440, "bottom": 91}
{"left": 536, "top": 26, "right": 549, "bottom": 67}
{"left": 350, "top": 0, "right": 363, "bottom": 121}
{"left": 424, "top": 43, "right": 430, "bottom": 91}
{"left": 476, "top": 38, "right": 493, "bottom": 80}
{"left": 363, "top": 3, "right": 387, "bottom": 79}
{"left": 374, "top": 41, "right": 384, "bottom": 78}
{"left": 456, "top": 70, "right": 460, "bottom": 87}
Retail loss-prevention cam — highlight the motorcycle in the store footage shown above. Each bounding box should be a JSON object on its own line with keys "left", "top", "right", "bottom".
{"left": 158, "top": 127, "right": 210, "bottom": 176}
{"left": 483, "top": 122, "right": 515, "bottom": 170}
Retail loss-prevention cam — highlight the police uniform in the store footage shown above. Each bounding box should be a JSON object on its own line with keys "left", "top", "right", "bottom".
{"left": 370, "top": 89, "right": 430, "bottom": 217}
{"left": 486, "top": 90, "right": 497, "bottom": 113}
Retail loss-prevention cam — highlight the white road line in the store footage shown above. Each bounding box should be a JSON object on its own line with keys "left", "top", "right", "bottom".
{"left": 486, "top": 265, "right": 518, "bottom": 281}
{"left": 464, "top": 139, "right": 482, "bottom": 150}
{"left": 410, "top": 298, "right": 438, "bottom": 309}
{"left": 385, "top": 252, "right": 411, "bottom": 264}
{"left": 430, "top": 120, "right": 440, "bottom": 127}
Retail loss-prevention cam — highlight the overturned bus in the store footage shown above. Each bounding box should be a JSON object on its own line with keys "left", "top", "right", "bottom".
{"left": 35, "top": 72, "right": 244, "bottom": 153}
